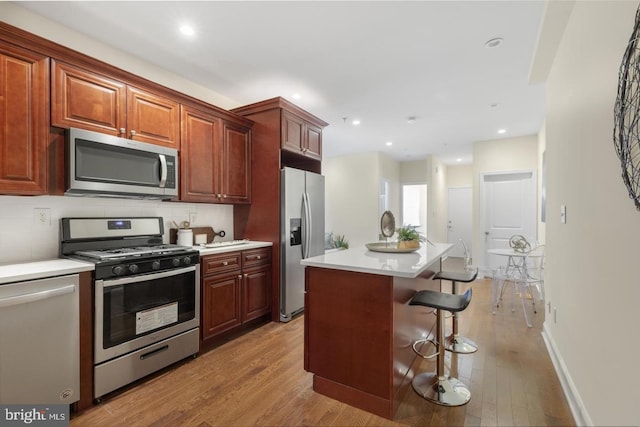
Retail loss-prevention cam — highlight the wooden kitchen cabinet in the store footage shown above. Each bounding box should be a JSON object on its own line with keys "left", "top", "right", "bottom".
{"left": 231, "top": 97, "right": 327, "bottom": 322}
{"left": 201, "top": 247, "right": 271, "bottom": 343}
{"left": 51, "top": 60, "right": 180, "bottom": 149}
{"left": 282, "top": 110, "right": 322, "bottom": 160}
{"left": 0, "top": 42, "right": 49, "bottom": 195}
{"left": 241, "top": 248, "right": 272, "bottom": 321}
{"left": 180, "top": 105, "right": 251, "bottom": 204}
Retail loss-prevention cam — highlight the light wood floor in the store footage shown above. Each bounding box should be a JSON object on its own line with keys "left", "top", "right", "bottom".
{"left": 71, "top": 266, "right": 574, "bottom": 426}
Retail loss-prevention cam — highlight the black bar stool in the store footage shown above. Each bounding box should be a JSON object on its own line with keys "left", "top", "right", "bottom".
{"left": 433, "top": 268, "right": 478, "bottom": 354}
{"left": 410, "top": 287, "right": 472, "bottom": 406}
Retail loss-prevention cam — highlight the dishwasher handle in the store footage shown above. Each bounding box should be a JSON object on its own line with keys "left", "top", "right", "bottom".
{"left": 0, "top": 284, "right": 76, "bottom": 308}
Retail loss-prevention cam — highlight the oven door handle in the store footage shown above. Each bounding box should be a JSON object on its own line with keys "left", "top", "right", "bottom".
{"left": 99, "top": 265, "right": 197, "bottom": 288}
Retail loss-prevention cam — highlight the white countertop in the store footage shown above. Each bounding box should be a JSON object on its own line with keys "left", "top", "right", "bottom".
{"left": 195, "top": 240, "right": 272, "bottom": 256}
{"left": 301, "top": 242, "right": 453, "bottom": 278}
{"left": 0, "top": 259, "right": 95, "bottom": 285}
{"left": 0, "top": 241, "right": 273, "bottom": 284}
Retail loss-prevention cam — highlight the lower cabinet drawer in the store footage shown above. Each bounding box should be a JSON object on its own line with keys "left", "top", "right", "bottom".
{"left": 242, "top": 248, "right": 271, "bottom": 269}
{"left": 202, "top": 252, "right": 242, "bottom": 275}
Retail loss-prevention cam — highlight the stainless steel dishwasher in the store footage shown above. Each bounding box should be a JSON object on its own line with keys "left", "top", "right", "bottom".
{"left": 0, "top": 274, "right": 80, "bottom": 404}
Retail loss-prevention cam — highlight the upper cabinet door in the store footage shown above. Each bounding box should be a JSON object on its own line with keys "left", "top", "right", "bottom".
{"left": 51, "top": 60, "right": 126, "bottom": 136}
{"left": 52, "top": 61, "right": 180, "bottom": 148}
{"left": 280, "top": 109, "right": 323, "bottom": 161}
{"left": 0, "top": 43, "right": 49, "bottom": 195}
{"left": 180, "top": 106, "right": 221, "bottom": 203}
{"left": 304, "top": 122, "right": 322, "bottom": 160}
{"left": 127, "top": 86, "right": 180, "bottom": 149}
{"left": 281, "top": 110, "right": 304, "bottom": 154}
{"left": 221, "top": 122, "right": 251, "bottom": 204}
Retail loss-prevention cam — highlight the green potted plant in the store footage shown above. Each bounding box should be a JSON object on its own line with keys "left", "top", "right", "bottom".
{"left": 396, "top": 225, "right": 420, "bottom": 249}
{"left": 330, "top": 233, "right": 349, "bottom": 249}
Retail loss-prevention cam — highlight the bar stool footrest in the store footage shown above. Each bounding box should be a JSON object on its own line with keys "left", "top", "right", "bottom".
{"left": 412, "top": 338, "right": 438, "bottom": 359}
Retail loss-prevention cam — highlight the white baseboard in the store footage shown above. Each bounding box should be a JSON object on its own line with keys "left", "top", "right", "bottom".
{"left": 541, "top": 321, "right": 592, "bottom": 426}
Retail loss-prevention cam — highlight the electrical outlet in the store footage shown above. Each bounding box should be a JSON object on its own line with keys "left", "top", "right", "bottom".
{"left": 189, "top": 212, "right": 197, "bottom": 225}
{"left": 34, "top": 208, "right": 51, "bottom": 227}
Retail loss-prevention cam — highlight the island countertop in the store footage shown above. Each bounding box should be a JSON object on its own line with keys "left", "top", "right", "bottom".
{"left": 300, "top": 241, "right": 452, "bottom": 278}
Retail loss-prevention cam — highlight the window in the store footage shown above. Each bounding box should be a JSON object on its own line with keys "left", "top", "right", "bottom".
{"left": 401, "top": 184, "right": 427, "bottom": 237}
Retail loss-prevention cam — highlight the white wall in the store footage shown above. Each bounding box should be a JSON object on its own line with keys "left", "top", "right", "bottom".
{"left": 447, "top": 164, "right": 473, "bottom": 188}
{"left": 429, "top": 156, "right": 448, "bottom": 243}
{"left": 324, "top": 152, "right": 400, "bottom": 248}
{"left": 544, "top": 2, "right": 640, "bottom": 425}
{"left": 0, "top": 195, "right": 234, "bottom": 264}
{"left": 472, "top": 135, "right": 539, "bottom": 269}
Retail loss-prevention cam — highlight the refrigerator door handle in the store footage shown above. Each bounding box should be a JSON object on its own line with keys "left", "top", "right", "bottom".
{"left": 302, "top": 192, "right": 312, "bottom": 259}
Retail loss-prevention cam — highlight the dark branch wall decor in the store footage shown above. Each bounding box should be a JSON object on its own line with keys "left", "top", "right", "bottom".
{"left": 614, "top": 5, "right": 640, "bottom": 210}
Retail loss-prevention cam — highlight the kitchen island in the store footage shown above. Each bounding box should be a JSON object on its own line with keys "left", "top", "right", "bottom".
{"left": 301, "top": 242, "right": 452, "bottom": 419}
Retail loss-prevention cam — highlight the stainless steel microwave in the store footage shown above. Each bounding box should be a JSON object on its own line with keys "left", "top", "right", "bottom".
{"left": 66, "top": 128, "right": 178, "bottom": 200}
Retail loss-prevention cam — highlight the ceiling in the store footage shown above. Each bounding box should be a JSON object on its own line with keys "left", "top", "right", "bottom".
{"left": 17, "top": 1, "right": 546, "bottom": 165}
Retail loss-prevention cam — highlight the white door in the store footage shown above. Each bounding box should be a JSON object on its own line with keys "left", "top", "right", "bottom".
{"left": 481, "top": 171, "right": 536, "bottom": 273}
{"left": 447, "top": 187, "right": 472, "bottom": 258}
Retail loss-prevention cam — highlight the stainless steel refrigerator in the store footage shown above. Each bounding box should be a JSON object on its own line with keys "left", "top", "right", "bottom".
{"left": 280, "top": 167, "right": 325, "bottom": 322}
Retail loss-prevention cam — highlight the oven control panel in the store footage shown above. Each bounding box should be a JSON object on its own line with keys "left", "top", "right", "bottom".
{"left": 94, "top": 252, "right": 200, "bottom": 280}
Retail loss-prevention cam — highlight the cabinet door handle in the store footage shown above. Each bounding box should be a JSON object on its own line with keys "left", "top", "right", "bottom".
{"left": 256, "top": 255, "right": 261, "bottom": 260}
{"left": 238, "top": 275, "right": 243, "bottom": 280}
{"left": 244, "top": 274, "right": 248, "bottom": 279}
{"left": 217, "top": 194, "right": 222, "bottom": 198}
{"left": 222, "top": 194, "right": 227, "bottom": 199}
{"left": 222, "top": 261, "right": 228, "bottom": 266}
{"left": 119, "top": 128, "right": 126, "bottom": 135}
{"left": 130, "top": 129, "right": 137, "bottom": 137}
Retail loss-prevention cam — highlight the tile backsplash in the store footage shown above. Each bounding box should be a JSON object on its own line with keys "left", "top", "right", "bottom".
{"left": 0, "top": 195, "right": 234, "bottom": 265}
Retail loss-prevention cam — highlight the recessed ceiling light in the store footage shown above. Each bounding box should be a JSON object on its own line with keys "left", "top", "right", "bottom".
{"left": 180, "top": 24, "right": 195, "bottom": 36}
{"left": 456, "top": 158, "right": 462, "bottom": 162}
{"left": 489, "top": 103, "right": 499, "bottom": 108}
{"left": 407, "top": 117, "right": 417, "bottom": 124}
{"left": 352, "top": 119, "right": 361, "bottom": 125}
{"left": 497, "top": 129, "right": 507, "bottom": 134}
{"left": 385, "top": 141, "right": 393, "bottom": 147}
{"left": 485, "top": 37, "right": 503, "bottom": 48}
{"left": 292, "top": 93, "right": 301, "bottom": 100}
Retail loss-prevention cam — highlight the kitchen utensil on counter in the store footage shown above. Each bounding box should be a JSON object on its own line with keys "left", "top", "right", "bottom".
{"left": 177, "top": 228, "right": 194, "bottom": 246}
{"left": 169, "top": 226, "right": 217, "bottom": 244}
{"left": 213, "top": 229, "right": 226, "bottom": 239}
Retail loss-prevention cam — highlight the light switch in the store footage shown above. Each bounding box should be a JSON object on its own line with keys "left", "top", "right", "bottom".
{"left": 560, "top": 205, "right": 566, "bottom": 224}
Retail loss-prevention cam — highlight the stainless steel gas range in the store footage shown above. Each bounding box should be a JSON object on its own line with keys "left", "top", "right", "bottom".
{"left": 60, "top": 217, "right": 200, "bottom": 401}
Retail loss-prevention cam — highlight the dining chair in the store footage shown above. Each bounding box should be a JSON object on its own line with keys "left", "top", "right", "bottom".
{"left": 492, "top": 244, "right": 545, "bottom": 327}
{"left": 459, "top": 238, "right": 472, "bottom": 271}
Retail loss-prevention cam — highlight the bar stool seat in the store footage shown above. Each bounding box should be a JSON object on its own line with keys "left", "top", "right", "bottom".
{"left": 409, "top": 288, "right": 472, "bottom": 406}
{"left": 433, "top": 268, "right": 478, "bottom": 354}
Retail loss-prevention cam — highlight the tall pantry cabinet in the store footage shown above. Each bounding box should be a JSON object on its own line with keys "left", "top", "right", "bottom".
{"left": 231, "top": 97, "right": 328, "bottom": 322}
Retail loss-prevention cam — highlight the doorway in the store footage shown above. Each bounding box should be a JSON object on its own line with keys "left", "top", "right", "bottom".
{"left": 447, "top": 187, "right": 472, "bottom": 258}
{"left": 401, "top": 183, "right": 427, "bottom": 238}
{"left": 480, "top": 171, "right": 536, "bottom": 274}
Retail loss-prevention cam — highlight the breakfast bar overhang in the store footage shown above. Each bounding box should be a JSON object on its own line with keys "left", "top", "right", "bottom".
{"left": 301, "top": 242, "right": 452, "bottom": 419}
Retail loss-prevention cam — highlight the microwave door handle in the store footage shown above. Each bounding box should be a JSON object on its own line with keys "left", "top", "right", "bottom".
{"left": 159, "top": 154, "right": 168, "bottom": 188}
